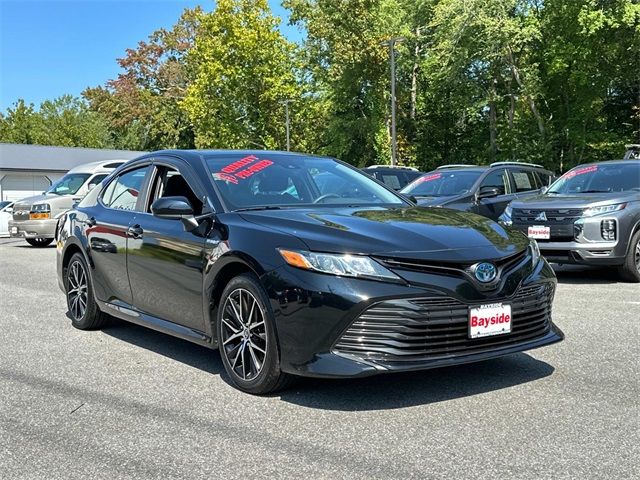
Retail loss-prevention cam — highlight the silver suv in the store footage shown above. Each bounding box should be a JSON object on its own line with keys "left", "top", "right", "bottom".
{"left": 9, "top": 159, "right": 124, "bottom": 247}
{"left": 500, "top": 159, "right": 640, "bottom": 281}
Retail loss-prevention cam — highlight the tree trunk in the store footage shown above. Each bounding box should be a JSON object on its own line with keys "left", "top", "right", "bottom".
{"left": 489, "top": 77, "right": 498, "bottom": 162}
{"left": 507, "top": 47, "right": 545, "bottom": 136}
{"left": 410, "top": 27, "right": 421, "bottom": 120}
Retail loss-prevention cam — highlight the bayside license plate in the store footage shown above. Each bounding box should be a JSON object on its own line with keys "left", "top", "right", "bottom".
{"left": 527, "top": 225, "right": 550, "bottom": 240}
{"left": 469, "top": 303, "right": 512, "bottom": 339}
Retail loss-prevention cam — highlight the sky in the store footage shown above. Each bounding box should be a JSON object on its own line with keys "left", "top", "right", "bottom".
{"left": 0, "top": 0, "right": 303, "bottom": 110}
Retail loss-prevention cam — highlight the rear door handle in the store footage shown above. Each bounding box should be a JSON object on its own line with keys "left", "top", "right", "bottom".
{"left": 127, "top": 224, "right": 143, "bottom": 239}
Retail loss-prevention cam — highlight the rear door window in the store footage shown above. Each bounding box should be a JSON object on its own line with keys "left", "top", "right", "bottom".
{"left": 510, "top": 169, "right": 538, "bottom": 193}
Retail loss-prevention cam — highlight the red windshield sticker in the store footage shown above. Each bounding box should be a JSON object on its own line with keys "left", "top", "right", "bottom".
{"left": 562, "top": 165, "right": 597, "bottom": 179}
{"left": 221, "top": 155, "right": 259, "bottom": 174}
{"left": 418, "top": 173, "right": 442, "bottom": 183}
{"left": 214, "top": 156, "right": 274, "bottom": 184}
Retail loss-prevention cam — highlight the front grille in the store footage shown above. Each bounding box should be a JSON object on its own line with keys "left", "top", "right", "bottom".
{"left": 376, "top": 249, "right": 528, "bottom": 279}
{"left": 512, "top": 208, "right": 583, "bottom": 223}
{"left": 333, "top": 283, "right": 553, "bottom": 363}
{"left": 512, "top": 208, "right": 581, "bottom": 241}
{"left": 12, "top": 204, "right": 31, "bottom": 221}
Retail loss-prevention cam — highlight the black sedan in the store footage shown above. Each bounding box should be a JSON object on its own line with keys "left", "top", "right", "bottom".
{"left": 56, "top": 150, "right": 563, "bottom": 394}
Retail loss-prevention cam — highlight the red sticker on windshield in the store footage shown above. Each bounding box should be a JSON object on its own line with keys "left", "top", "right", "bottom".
{"left": 214, "top": 156, "right": 274, "bottom": 183}
{"left": 417, "top": 173, "right": 442, "bottom": 183}
{"left": 562, "top": 165, "right": 597, "bottom": 179}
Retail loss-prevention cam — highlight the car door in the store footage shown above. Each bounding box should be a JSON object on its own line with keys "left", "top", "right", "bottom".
{"left": 126, "top": 159, "right": 209, "bottom": 332}
{"left": 89, "top": 164, "right": 152, "bottom": 306}
{"left": 474, "top": 168, "right": 515, "bottom": 220}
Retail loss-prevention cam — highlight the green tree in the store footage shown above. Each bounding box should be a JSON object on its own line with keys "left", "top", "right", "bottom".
{"left": 0, "top": 96, "right": 112, "bottom": 148}
{"left": 181, "top": 0, "right": 299, "bottom": 150}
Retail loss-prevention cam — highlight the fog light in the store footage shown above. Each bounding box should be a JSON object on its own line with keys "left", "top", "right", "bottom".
{"left": 601, "top": 219, "right": 616, "bottom": 241}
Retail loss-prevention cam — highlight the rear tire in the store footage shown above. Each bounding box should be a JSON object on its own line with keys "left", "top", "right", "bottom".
{"left": 26, "top": 238, "right": 53, "bottom": 247}
{"left": 65, "top": 253, "right": 109, "bottom": 329}
{"left": 618, "top": 230, "right": 640, "bottom": 283}
{"left": 216, "top": 273, "right": 293, "bottom": 394}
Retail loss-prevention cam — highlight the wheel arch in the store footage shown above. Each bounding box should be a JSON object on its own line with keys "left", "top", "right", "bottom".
{"left": 204, "top": 253, "right": 266, "bottom": 343}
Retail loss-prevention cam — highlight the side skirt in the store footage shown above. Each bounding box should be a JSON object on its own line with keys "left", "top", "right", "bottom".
{"left": 97, "top": 299, "right": 215, "bottom": 349}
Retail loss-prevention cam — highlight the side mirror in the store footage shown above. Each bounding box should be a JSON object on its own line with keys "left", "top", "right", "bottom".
{"left": 540, "top": 186, "right": 548, "bottom": 194}
{"left": 151, "top": 196, "right": 198, "bottom": 231}
{"left": 477, "top": 186, "right": 501, "bottom": 200}
{"left": 5, "top": 207, "right": 13, "bottom": 214}
{"left": 88, "top": 183, "right": 98, "bottom": 191}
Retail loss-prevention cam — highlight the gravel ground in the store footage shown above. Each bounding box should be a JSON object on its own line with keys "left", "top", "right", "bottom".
{"left": 0, "top": 237, "right": 638, "bottom": 479}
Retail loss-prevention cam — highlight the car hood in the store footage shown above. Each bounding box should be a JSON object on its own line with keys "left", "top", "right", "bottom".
{"left": 510, "top": 191, "right": 640, "bottom": 209}
{"left": 12, "top": 193, "right": 66, "bottom": 207}
{"left": 240, "top": 206, "right": 528, "bottom": 262}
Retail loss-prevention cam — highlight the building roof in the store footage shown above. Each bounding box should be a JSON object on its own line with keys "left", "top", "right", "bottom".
{"left": 0, "top": 143, "right": 145, "bottom": 172}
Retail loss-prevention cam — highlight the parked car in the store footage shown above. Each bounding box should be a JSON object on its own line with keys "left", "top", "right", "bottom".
{"left": 400, "top": 162, "right": 555, "bottom": 221}
{"left": 362, "top": 165, "right": 424, "bottom": 190}
{"left": 624, "top": 144, "right": 640, "bottom": 159}
{"left": 56, "top": 150, "right": 563, "bottom": 394}
{"left": 0, "top": 201, "right": 14, "bottom": 237}
{"left": 9, "top": 159, "right": 125, "bottom": 247}
{"left": 500, "top": 159, "right": 640, "bottom": 282}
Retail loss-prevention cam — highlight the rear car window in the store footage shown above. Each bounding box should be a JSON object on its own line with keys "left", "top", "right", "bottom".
{"left": 511, "top": 170, "right": 537, "bottom": 192}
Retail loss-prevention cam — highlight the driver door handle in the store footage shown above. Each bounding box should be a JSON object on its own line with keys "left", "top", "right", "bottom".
{"left": 127, "top": 224, "right": 144, "bottom": 239}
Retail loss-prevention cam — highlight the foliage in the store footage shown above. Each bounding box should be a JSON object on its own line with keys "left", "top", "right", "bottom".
{"left": 1, "top": 0, "right": 638, "bottom": 172}
{"left": 0, "top": 96, "right": 112, "bottom": 148}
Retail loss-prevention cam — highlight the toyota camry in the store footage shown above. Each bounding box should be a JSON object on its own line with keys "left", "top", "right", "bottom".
{"left": 56, "top": 150, "right": 563, "bottom": 394}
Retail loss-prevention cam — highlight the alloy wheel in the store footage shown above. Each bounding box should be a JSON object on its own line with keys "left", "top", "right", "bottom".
{"left": 67, "top": 260, "right": 88, "bottom": 321}
{"left": 635, "top": 239, "right": 640, "bottom": 273}
{"left": 220, "top": 288, "right": 268, "bottom": 381}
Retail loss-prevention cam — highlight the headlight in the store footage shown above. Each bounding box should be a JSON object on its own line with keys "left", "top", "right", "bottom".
{"left": 583, "top": 203, "right": 626, "bottom": 217}
{"left": 30, "top": 203, "right": 51, "bottom": 220}
{"left": 278, "top": 249, "right": 401, "bottom": 281}
{"left": 31, "top": 203, "right": 51, "bottom": 212}
{"left": 529, "top": 239, "right": 540, "bottom": 266}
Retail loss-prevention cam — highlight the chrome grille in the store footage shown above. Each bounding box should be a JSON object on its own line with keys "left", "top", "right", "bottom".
{"left": 333, "top": 283, "right": 553, "bottom": 362}
{"left": 512, "top": 208, "right": 582, "bottom": 241}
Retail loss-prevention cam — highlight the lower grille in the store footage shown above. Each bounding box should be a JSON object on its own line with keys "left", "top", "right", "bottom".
{"left": 333, "top": 283, "right": 553, "bottom": 363}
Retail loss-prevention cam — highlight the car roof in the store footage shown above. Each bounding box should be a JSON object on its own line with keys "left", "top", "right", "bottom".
{"left": 67, "top": 159, "right": 128, "bottom": 174}
{"left": 567, "top": 159, "right": 640, "bottom": 168}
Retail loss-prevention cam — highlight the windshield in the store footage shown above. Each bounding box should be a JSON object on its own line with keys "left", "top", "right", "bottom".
{"left": 47, "top": 173, "right": 91, "bottom": 195}
{"left": 548, "top": 163, "right": 640, "bottom": 194}
{"left": 401, "top": 170, "right": 482, "bottom": 197}
{"left": 0, "top": 201, "right": 11, "bottom": 210}
{"left": 205, "top": 153, "right": 406, "bottom": 210}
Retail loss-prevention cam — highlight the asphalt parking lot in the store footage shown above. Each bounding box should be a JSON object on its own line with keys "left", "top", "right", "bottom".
{"left": 0, "top": 237, "right": 638, "bottom": 479}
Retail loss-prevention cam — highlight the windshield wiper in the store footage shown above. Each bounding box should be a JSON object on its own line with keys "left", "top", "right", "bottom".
{"left": 233, "top": 205, "right": 283, "bottom": 212}
{"left": 580, "top": 189, "right": 611, "bottom": 193}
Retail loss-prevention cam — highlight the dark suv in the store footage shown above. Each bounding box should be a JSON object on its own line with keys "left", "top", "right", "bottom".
{"left": 56, "top": 150, "right": 562, "bottom": 394}
{"left": 400, "top": 162, "right": 555, "bottom": 221}
{"left": 500, "top": 160, "right": 640, "bottom": 282}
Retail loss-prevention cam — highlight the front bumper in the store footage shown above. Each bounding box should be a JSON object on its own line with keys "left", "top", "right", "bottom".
{"left": 533, "top": 240, "right": 626, "bottom": 265}
{"left": 264, "top": 260, "right": 563, "bottom": 378}
{"left": 8, "top": 218, "right": 57, "bottom": 239}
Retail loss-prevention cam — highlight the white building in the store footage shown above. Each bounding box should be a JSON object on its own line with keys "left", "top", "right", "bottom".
{"left": 0, "top": 143, "right": 145, "bottom": 201}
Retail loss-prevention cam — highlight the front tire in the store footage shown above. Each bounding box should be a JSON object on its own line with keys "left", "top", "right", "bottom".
{"left": 216, "top": 273, "right": 293, "bottom": 394}
{"left": 65, "top": 253, "right": 109, "bottom": 329}
{"left": 618, "top": 230, "right": 640, "bottom": 283}
{"left": 26, "top": 238, "right": 53, "bottom": 247}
